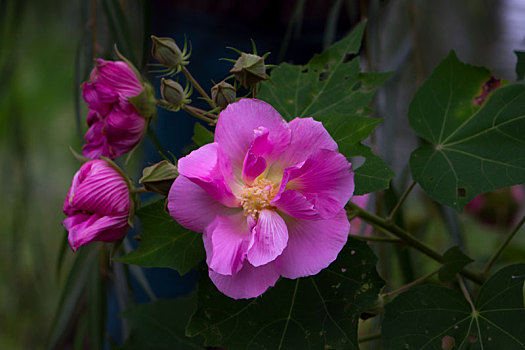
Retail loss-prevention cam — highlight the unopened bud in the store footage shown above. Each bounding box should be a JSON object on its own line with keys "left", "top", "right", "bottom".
{"left": 151, "top": 35, "right": 184, "bottom": 68}
{"left": 161, "top": 78, "right": 186, "bottom": 108}
{"left": 211, "top": 81, "right": 236, "bottom": 108}
{"left": 139, "top": 160, "right": 178, "bottom": 196}
{"left": 230, "top": 53, "right": 267, "bottom": 88}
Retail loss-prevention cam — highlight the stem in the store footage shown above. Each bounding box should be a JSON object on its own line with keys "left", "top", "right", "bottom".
{"left": 181, "top": 66, "right": 215, "bottom": 109}
{"left": 186, "top": 105, "right": 217, "bottom": 119}
{"left": 182, "top": 105, "right": 216, "bottom": 124}
{"left": 382, "top": 269, "right": 438, "bottom": 298}
{"left": 134, "top": 187, "right": 147, "bottom": 194}
{"left": 359, "top": 332, "right": 381, "bottom": 343}
{"left": 458, "top": 276, "right": 476, "bottom": 313}
{"left": 146, "top": 127, "right": 170, "bottom": 161}
{"left": 387, "top": 180, "right": 416, "bottom": 222}
{"left": 349, "top": 234, "right": 402, "bottom": 244}
{"left": 483, "top": 214, "right": 525, "bottom": 276}
{"left": 347, "top": 202, "right": 485, "bottom": 284}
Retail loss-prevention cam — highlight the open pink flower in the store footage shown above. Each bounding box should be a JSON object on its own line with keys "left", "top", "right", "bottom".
{"left": 63, "top": 159, "right": 131, "bottom": 252}
{"left": 168, "top": 99, "right": 354, "bottom": 299}
{"left": 82, "top": 59, "right": 146, "bottom": 159}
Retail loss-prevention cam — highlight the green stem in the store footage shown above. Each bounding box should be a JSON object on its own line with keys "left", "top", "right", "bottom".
{"left": 382, "top": 269, "right": 438, "bottom": 298}
{"left": 349, "top": 234, "right": 402, "bottom": 244}
{"left": 483, "top": 214, "right": 525, "bottom": 276}
{"left": 347, "top": 202, "right": 485, "bottom": 285}
{"left": 186, "top": 105, "right": 217, "bottom": 119}
{"left": 358, "top": 332, "right": 381, "bottom": 343}
{"left": 387, "top": 180, "right": 416, "bottom": 222}
{"left": 182, "top": 105, "right": 216, "bottom": 124}
{"left": 181, "top": 66, "right": 216, "bottom": 109}
{"left": 458, "top": 276, "right": 476, "bottom": 313}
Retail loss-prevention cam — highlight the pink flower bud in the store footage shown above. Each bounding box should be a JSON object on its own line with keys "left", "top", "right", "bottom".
{"left": 62, "top": 159, "right": 132, "bottom": 252}
{"left": 81, "top": 59, "right": 148, "bottom": 159}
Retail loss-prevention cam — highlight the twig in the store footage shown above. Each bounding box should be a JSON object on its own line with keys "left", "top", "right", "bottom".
{"left": 349, "top": 234, "right": 402, "bottom": 244}
{"left": 181, "top": 66, "right": 215, "bottom": 109}
{"left": 387, "top": 180, "right": 416, "bottom": 222}
{"left": 347, "top": 202, "right": 485, "bottom": 285}
{"left": 182, "top": 105, "right": 216, "bottom": 124}
{"left": 382, "top": 269, "right": 438, "bottom": 298}
{"left": 458, "top": 276, "right": 476, "bottom": 313}
{"left": 483, "top": 214, "right": 525, "bottom": 276}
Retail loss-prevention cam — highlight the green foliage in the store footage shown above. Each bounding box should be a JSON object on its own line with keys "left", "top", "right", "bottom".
{"left": 258, "top": 21, "right": 394, "bottom": 195}
{"left": 439, "top": 246, "right": 474, "bottom": 283}
{"left": 191, "top": 122, "right": 214, "bottom": 146}
{"left": 117, "top": 200, "right": 205, "bottom": 275}
{"left": 119, "top": 294, "right": 203, "bottom": 350}
{"left": 382, "top": 264, "right": 525, "bottom": 349}
{"left": 186, "top": 239, "right": 384, "bottom": 349}
{"left": 409, "top": 51, "right": 525, "bottom": 210}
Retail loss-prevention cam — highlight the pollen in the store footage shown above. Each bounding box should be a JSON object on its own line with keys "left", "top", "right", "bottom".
{"left": 240, "top": 178, "right": 278, "bottom": 218}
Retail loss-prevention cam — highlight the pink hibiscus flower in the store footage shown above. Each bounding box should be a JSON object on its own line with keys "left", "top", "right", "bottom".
{"left": 63, "top": 159, "right": 131, "bottom": 252}
{"left": 168, "top": 99, "right": 354, "bottom": 299}
{"left": 81, "top": 59, "right": 147, "bottom": 159}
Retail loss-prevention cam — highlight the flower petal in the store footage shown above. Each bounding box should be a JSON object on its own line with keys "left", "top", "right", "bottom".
{"left": 64, "top": 213, "right": 129, "bottom": 252}
{"left": 272, "top": 190, "right": 319, "bottom": 220}
{"left": 67, "top": 160, "right": 130, "bottom": 215}
{"left": 92, "top": 59, "right": 142, "bottom": 97}
{"left": 241, "top": 127, "right": 272, "bottom": 184}
{"left": 215, "top": 99, "right": 291, "bottom": 176}
{"left": 274, "top": 209, "right": 349, "bottom": 279}
{"left": 273, "top": 117, "right": 338, "bottom": 169}
{"left": 209, "top": 261, "right": 279, "bottom": 299}
{"left": 177, "top": 142, "right": 241, "bottom": 207}
{"left": 205, "top": 213, "right": 254, "bottom": 275}
{"left": 247, "top": 209, "right": 288, "bottom": 267}
{"left": 168, "top": 176, "right": 239, "bottom": 232}
{"left": 282, "top": 149, "right": 354, "bottom": 219}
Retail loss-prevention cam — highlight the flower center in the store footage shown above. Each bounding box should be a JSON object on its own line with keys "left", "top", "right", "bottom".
{"left": 240, "top": 178, "right": 278, "bottom": 218}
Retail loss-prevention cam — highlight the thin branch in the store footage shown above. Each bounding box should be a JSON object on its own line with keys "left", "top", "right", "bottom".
{"left": 181, "top": 66, "right": 215, "bottom": 109}
{"left": 387, "top": 180, "right": 416, "bottom": 222}
{"left": 349, "top": 234, "right": 402, "bottom": 244}
{"left": 382, "top": 269, "right": 438, "bottom": 298}
{"left": 483, "top": 214, "right": 525, "bottom": 276}
{"left": 458, "top": 276, "right": 476, "bottom": 313}
{"left": 182, "top": 105, "right": 216, "bottom": 124}
{"left": 347, "top": 202, "right": 485, "bottom": 285}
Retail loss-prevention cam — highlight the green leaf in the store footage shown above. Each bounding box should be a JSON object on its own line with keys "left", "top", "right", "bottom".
{"left": 438, "top": 246, "right": 474, "bottom": 283}
{"left": 119, "top": 294, "right": 203, "bottom": 350}
{"left": 516, "top": 51, "right": 525, "bottom": 81}
{"left": 258, "top": 21, "right": 394, "bottom": 194}
{"left": 382, "top": 264, "right": 525, "bottom": 349}
{"left": 191, "top": 122, "right": 215, "bottom": 146}
{"left": 186, "top": 238, "right": 385, "bottom": 349}
{"left": 409, "top": 51, "right": 525, "bottom": 210}
{"left": 116, "top": 200, "right": 205, "bottom": 275}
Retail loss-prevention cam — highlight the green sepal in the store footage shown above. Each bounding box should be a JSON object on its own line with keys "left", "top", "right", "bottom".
{"left": 129, "top": 82, "right": 157, "bottom": 120}
{"left": 69, "top": 145, "right": 90, "bottom": 164}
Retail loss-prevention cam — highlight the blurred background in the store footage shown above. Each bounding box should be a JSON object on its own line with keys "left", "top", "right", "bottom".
{"left": 0, "top": 0, "right": 524, "bottom": 349}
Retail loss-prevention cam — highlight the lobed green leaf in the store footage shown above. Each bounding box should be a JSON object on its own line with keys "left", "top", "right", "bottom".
{"left": 258, "top": 21, "right": 394, "bottom": 194}
{"left": 382, "top": 264, "right": 525, "bottom": 349}
{"left": 186, "top": 238, "right": 385, "bottom": 349}
{"left": 409, "top": 51, "right": 525, "bottom": 210}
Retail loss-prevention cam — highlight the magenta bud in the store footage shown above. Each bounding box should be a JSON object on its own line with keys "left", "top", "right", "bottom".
{"left": 62, "top": 159, "right": 132, "bottom": 252}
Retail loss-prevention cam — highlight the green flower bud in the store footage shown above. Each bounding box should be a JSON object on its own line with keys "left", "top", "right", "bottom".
{"left": 151, "top": 35, "right": 185, "bottom": 68}
{"left": 161, "top": 78, "right": 187, "bottom": 108}
{"left": 139, "top": 160, "right": 178, "bottom": 196}
{"left": 211, "top": 81, "right": 236, "bottom": 108}
{"left": 230, "top": 53, "right": 267, "bottom": 88}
